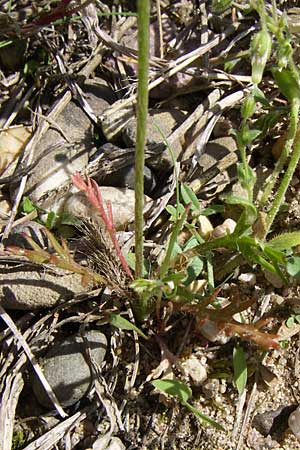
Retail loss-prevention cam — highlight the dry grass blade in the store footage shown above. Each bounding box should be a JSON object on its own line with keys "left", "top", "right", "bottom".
{"left": 0, "top": 305, "right": 67, "bottom": 418}
{"left": 22, "top": 411, "right": 86, "bottom": 450}
{"left": 0, "top": 368, "right": 24, "bottom": 450}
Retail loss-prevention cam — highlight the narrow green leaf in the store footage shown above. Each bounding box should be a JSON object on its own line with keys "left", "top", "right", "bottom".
{"left": 160, "top": 206, "right": 189, "bottom": 279}
{"left": 183, "top": 236, "right": 199, "bottom": 251}
{"left": 272, "top": 68, "right": 300, "bottom": 103}
{"left": 126, "top": 252, "right": 149, "bottom": 276}
{"left": 286, "top": 316, "right": 295, "bottom": 328}
{"left": 59, "top": 212, "right": 79, "bottom": 226}
{"left": 165, "top": 205, "right": 177, "bottom": 217}
{"left": 252, "top": 86, "right": 270, "bottom": 107}
{"left": 233, "top": 345, "right": 247, "bottom": 396}
{"left": 181, "top": 184, "right": 200, "bottom": 212}
{"left": 269, "top": 232, "right": 300, "bottom": 251}
{"left": 184, "top": 401, "right": 225, "bottom": 431}
{"left": 200, "top": 205, "right": 224, "bottom": 215}
{"left": 163, "top": 272, "right": 186, "bottom": 283}
{"left": 109, "top": 314, "right": 149, "bottom": 340}
{"left": 21, "top": 197, "right": 36, "bottom": 214}
{"left": 46, "top": 211, "right": 57, "bottom": 230}
{"left": 151, "top": 379, "right": 192, "bottom": 403}
{"left": 183, "top": 256, "right": 204, "bottom": 286}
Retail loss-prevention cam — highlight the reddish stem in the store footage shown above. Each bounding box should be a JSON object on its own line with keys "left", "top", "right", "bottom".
{"left": 72, "top": 173, "right": 133, "bottom": 280}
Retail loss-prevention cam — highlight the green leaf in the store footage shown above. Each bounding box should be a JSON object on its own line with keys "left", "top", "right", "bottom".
{"left": 233, "top": 345, "right": 247, "bottom": 396}
{"left": 211, "top": 0, "right": 232, "bottom": 13}
{"left": 183, "top": 236, "right": 199, "bottom": 251}
{"left": 160, "top": 206, "right": 189, "bottom": 279}
{"left": 152, "top": 377, "right": 224, "bottom": 431}
{"left": 59, "top": 212, "right": 79, "bottom": 226}
{"left": 263, "top": 245, "right": 286, "bottom": 265}
{"left": 287, "top": 256, "right": 300, "bottom": 277}
{"left": 45, "top": 211, "right": 57, "bottom": 230}
{"left": 252, "top": 86, "right": 270, "bottom": 107}
{"left": 268, "top": 232, "right": 300, "bottom": 250}
{"left": 184, "top": 402, "right": 225, "bottom": 431}
{"left": 200, "top": 205, "right": 224, "bottom": 216}
{"left": 253, "top": 111, "right": 283, "bottom": 137}
{"left": 151, "top": 379, "right": 192, "bottom": 403}
{"left": 126, "top": 252, "right": 149, "bottom": 277}
{"left": 286, "top": 316, "right": 295, "bottom": 328}
{"left": 224, "top": 58, "right": 241, "bottom": 73}
{"left": 21, "top": 197, "right": 36, "bottom": 214}
{"left": 166, "top": 205, "right": 177, "bottom": 216}
{"left": 181, "top": 184, "right": 200, "bottom": 212}
{"left": 166, "top": 203, "right": 185, "bottom": 221}
{"left": 241, "top": 94, "right": 256, "bottom": 120}
{"left": 130, "top": 278, "right": 163, "bottom": 299}
{"left": 183, "top": 256, "right": 204, "bottom": 286}
{"left": 163, "top": 272, "right": 186, "bottom": 284}
{"left": 109, "top": 314, "right": 149, "bottom": 340}
{"left": 251, "top": 29, "right": 272, "bottom": 84}
{"left": 272, "top": 68, "right": 300, "bottom": 103}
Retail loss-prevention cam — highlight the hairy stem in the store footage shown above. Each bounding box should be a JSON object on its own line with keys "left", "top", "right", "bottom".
{"left": 263, "top": 98, "right": 300, "bottom": 238}
{"left": 135, "top": 0, "right": 150, "bottom": 278}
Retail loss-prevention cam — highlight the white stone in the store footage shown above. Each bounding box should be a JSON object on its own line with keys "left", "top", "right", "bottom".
{"left": 212, "top": 218, "right": 236, "bottom": 239}
{"left": 288, "top": 406, "right": 300, "bottom": 440}
{"left": 238, "top": 272, "right": 256, "bottom": 286}
{"left": 198, "top": 215, "right": 213, "bottom": 239}
{"left": 182, "top": 355, "right": 207, "bottom": 386}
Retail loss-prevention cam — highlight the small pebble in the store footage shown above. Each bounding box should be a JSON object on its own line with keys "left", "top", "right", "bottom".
{"left": 198, "top": 215, "right": 213, "bottom": 239}
{"left": 182, "top": 355, "right": 207, "bottom": 386}
{"left": 212, "top": 218, "right": 236, "bottom": 239}
{"left": 289, "top": 405, "right": 300, "bottom": 441}
{"left": 253, "top": 405, "right": 297, "bottom": 438}
{"left": 264, "top": 270, "right": 284, "bottom": 289}
{"left": 202, "top": 379, "right": 220, "bottom": 399}
{"left": 238, "top": 272, "right": 256, "bottom": 286}
{"left": 32, "top": 330, "right": 107, "bottom": 408}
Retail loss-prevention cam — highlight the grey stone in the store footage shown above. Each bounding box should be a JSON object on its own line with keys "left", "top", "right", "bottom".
{"left": 4, "top": 221, "right": 49, "bottom": 249}
{"left": 253, "top": 405, "right": 297, "bottom": 439}
{"left": 24, "top": 83, "right": 112, "bottom": 203}
{"left": 0, "top": 265, "right": 85, "bottom": 310}
{"left": 32, "top": 330, "right": 107, "bottom": 408}
{"left": 99, "top": 163, "right": 156, "bottom": 195}
{"left": 63, "top": 187, "right": 151, "bottom": 231}
{"left": 123, "top": 109, "right": 186, "bottom": 172}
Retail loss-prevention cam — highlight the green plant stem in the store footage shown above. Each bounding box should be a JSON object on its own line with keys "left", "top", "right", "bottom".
{"left": 239, "top": 136, "right": 253, "bottom": 202}
{"left": 260, "top": 124, "right": 294, "bottom": 206}
{"left": 263, "top": 98, "right": 300, "bottom": 239}
{"left": 135, "top": 0, "right": 150, "bottom": 279}
{"left": 160, "top": 206, "right": 189, "bottom": 279}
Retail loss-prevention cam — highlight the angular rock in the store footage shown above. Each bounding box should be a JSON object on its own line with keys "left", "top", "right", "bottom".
{"left": 193, "top": 136, "right": 238, "bottom": 196}
{"left": 63, "top": 187, "right": 151, "bottom": 231}
{"left": 182, "top": 355, "right": 207, "bottom": 386}
{"left": 99, "top": 163, "right": 156, "bottom": 195}
{"left": 289, "top": 405, "right": 300, "bottom": 441}
{"left": 24, "top": 83, "right": 112, "bottom": 203}
{"left": 0, "top": 264, "right": 85, "bottom": 310}
{"left": 123, "top": 109, "right": 186, "bottom": 172}
{"left": 32, "top": 330, "right": 107, "bottom": 407}
{"left": 253, "top": 405, "right": 297, "bottom": 439}
{"left": 4, "top": 220, "right": 49, "bottom": 249}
